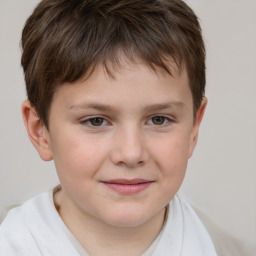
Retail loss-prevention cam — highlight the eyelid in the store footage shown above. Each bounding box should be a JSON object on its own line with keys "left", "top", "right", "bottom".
{"left": 79, "top": 114, "right": 175, "bottom": 127}
{"left": 146, "top": 115, "right": 174, "bottom": 126}
{"left": 80, "top": 115, "right": 111, "bottom": 127}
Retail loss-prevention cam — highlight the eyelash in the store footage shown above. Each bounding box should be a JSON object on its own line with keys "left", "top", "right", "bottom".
{"left": 146, "top": 115, "right": 173, "bottom": 126}
{"left": 80, "top": 117, "right": 110, "bottom": 127}
{"left": 80, "top": 115, "right": 174, "bottom": 128}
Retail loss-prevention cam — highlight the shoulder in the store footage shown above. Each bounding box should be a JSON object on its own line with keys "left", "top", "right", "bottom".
{"left": 177, "top": 196, "right": 217, "bottom": 256}
{"left": 0, "top": 192, "right": 53, "bottom": 255}
{"left": 0, "top": 191, "right": 53, "bottom": 228}
{"left": 0, "top": 190, "right": 82, "bottom": 255}
{"left": 194, "top": 206, "right": 256, "bottom": 256}
{"left": 0, "top": 190, "right": 81, "bottom": 255}
{"left": 0, "top": 191, "right": 52, "bottom": 230}
{"left": 161, "top": 195, "right": 217, "bottom": 256}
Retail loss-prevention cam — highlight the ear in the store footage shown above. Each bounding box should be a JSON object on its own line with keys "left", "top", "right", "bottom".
{"left": 22, "top": 100, "right": 53, "bottom": 161}
{"left": 188, "top": 97, "right": 207, "bottom": 158}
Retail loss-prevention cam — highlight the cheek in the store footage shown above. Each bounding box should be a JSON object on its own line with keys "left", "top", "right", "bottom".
{"left": 151, "top": 132, "right": 191, "bottom": 177}
{"left": 155, "top": 132, "right": 190, "bottom": 157}
{"left": 50, "top": 133, "right": 108, "bottom": 181}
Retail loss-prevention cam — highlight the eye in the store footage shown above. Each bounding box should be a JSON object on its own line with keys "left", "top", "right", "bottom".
{"left": 152, "top": 116, "right": 166, "bottom": 125}
{"left": 81, "top": 117, "right": 109, "bottom": 127}
{"left": 147, "top": 116, "right": 172, "bottom": 126}
{"left": 89, "top": 118, "right": 104, "bottom": 126}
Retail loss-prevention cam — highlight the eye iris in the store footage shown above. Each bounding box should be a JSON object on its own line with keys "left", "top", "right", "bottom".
{"left": 90, "top": 118, "right": 104, "bottom": 126}
{"left": 152, "top": 116, "right": 165, "bottom": 125}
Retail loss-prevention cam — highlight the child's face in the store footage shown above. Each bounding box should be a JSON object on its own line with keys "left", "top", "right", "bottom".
{"left": 36, "top": 63, "right": 205, "bottom": 226}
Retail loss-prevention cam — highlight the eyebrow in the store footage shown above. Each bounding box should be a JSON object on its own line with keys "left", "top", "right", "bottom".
{"left": 68, "top": 103, "right": 116, "bottom": 112}
{"left": 142, "top": 102, "right": 186, "bottom": 112}
{"left": 68, "top": 101, "right": 185, "bottom": 113}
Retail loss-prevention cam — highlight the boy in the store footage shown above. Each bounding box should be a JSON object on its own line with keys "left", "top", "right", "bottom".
{"left": 0, "top": 0, "right": 217, "bottom": 255}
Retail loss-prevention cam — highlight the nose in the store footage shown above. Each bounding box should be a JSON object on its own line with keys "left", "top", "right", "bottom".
{"left": 109, "top": 126, "right": 149, "bottom": 168}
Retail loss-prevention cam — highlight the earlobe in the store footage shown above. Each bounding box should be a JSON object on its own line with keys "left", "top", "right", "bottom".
{"left": 188, "top": 97, "right": 207, "bottom": 158}
{"left": 22, "top": 100, "right": 53, "bottom": 161}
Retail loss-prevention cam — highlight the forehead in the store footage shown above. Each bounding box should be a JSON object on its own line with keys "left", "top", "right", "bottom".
{"left": 51, "top": 61, "right": 192, "bottom": 114}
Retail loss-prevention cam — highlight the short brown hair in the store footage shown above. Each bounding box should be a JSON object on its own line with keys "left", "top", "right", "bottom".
{"left": 21, "top": 0, "right": 205, "bottom": 128}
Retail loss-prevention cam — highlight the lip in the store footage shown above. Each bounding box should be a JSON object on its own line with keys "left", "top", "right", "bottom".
{"left": 102, "top": 179, "right": 154, "bottom": 194}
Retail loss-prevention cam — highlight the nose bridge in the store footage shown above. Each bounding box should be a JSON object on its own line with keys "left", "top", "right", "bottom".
{"left": 110, "top": 123, "right": 148, "bottom": 167}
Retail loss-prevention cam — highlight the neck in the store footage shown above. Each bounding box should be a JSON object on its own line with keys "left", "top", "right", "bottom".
{"left": 54, "top": 189, "right": 166, "bottom": 256}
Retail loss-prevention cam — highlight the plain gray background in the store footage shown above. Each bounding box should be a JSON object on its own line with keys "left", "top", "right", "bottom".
{"left": 0, "top": 0, "right": 255, "bottom": 245}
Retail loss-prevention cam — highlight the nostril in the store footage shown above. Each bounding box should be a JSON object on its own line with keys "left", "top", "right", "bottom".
{"left": 138, "top": 160, "right": 145, "bottom": 166}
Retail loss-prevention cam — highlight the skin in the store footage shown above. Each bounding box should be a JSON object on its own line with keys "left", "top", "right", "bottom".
{"left": 22, "top": 62, "right": 206, "bottom": 255}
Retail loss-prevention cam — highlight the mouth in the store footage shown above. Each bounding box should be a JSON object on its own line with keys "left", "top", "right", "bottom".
{"left": 101, "top": 179, "right": 154, "bottom": 194}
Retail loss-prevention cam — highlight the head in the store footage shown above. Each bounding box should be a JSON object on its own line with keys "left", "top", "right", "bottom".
{"left": 21, "top": 0, "right": 207, "bottom": 228}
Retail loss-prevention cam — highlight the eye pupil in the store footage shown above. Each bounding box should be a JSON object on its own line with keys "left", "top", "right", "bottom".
{"left": 90, "top": 118, "right": 104, "bottom": 126}
{"left": 152, "top": 116, "right": 165, "bottom": 125}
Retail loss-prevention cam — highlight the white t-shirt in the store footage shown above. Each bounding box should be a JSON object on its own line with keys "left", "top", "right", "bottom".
{"left": 0, "top": 189, "right": 217, "bottom": 255}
